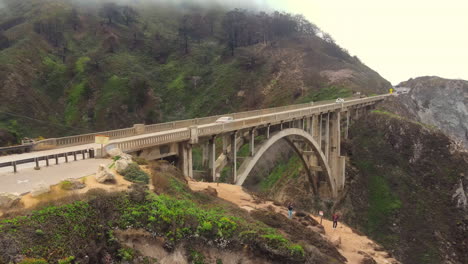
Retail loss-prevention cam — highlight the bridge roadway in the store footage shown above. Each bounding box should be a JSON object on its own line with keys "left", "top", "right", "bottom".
{"left": 0, "top": 95, "right": 387, "bottom": 175}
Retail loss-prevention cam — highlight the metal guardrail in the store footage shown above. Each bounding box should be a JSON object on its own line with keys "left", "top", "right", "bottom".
{"left": 0, "top": 144, "right": 33, "bottom": 155}
{"left": 0, "top": 149, "right": 94, "bottom": 173}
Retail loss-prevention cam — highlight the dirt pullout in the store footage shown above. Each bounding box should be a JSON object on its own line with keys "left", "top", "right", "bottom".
{"left": 0, "top": 165, "right": 136, "bottom": 216}
{"left": 188, "top": 181, "right": 399, "bottom": 264}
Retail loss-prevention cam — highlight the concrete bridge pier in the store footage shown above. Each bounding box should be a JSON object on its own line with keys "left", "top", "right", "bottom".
{"left": 324, "top": 113, "right": 330, "bottom": 161}
{"left": 249, "top": 128, "right": 256, "bottom": 156}
{"left": 209, "top": 136, "right": 216, "bottom": 181}
{"left": 178, "top": 143, "right": 193, "bottom": 179}
{"left": 231, "top": 131, "right": 238, "bottom": 182}
{"left": 329, "top": 110, "right": 345, "bottom": 191}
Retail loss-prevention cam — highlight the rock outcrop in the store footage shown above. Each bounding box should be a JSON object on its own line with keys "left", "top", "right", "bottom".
{"left": 388, "top": 76, "right": 468, "bottom": 148}
{"left": 31, "top": 183, "right": 50, "bottom": 197}
{"left": 95, "top": 164, "right": 116, "bottom": 184}
{"left": 0, "top": 193, "right": 21, "bottom": 209}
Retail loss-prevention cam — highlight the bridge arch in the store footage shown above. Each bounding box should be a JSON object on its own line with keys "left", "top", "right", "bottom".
{"left": 235, "top": 128, "right": 337, "bottom": 197}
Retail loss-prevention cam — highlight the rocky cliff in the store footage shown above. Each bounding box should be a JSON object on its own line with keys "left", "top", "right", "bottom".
{"left": 386, "top": 76, "right": 468, "bottom": 148}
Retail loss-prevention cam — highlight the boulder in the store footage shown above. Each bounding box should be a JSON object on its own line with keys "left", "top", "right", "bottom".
{"left": 107, "top": 148, "right": 123, "bottom": 157}
{"left": 310, "top": 225, "right": 325, "bottom": 234}
{"left": 95, "top": 164, "right": 116, "bottom": 184}
{"left": 358, "top": 252, "right": 377, "bottom": 264}
{"left": 304, "top": 215, "right": 320, "bottom": 226}
{"left": 31, "top": 183, "right": 51, "bottom": 197}
{"left": 115, "top": 159, "right": 130, "bottom": 173}
{"left": 295, "top": 211, "right": 307, "bottom": 217}
{"left": 330, "top": 236, "right": 341, "bottom": 248}
{"left": 202, "top": 186, "right": 218, "bottom": 197}
{"left": 120, "top": 153, "right": 133, "bottom": 161}
{"left": 0, "top": 192, "right": 21, "bottom": 209}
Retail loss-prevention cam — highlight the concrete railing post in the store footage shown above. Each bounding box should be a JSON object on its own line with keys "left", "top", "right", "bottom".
{"left": 133, "top": 124, "right": 145, "bottom": 135}
{"left": 189, "top": 126, "right": 199, "bottom": 144}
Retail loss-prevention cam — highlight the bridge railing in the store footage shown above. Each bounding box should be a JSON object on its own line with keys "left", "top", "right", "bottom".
{"left": 30, "top": 100, "right": 324, "bottom": 150}
{"left": 32, "top": 95, "right": 387, "bottom": 151}
{"left": 112, "top": 130, "right": 191, "bottom": 153}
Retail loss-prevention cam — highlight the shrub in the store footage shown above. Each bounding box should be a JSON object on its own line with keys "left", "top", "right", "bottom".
{"left": 289, "top": 244, "right": 305, "bottom": 257}
{"left": 58, "top": 256, "right": 75, "bottom": 264}
{"left": 59, "top": 180, "right": 73, "bottom": 190}
{"left": 18, "top": 258, "right": 48, "bottom": 264}
{"left": 121, "top": 163, "right": 150, "bottom": 184}
{"left": 133, "top": 156, "right": 148, "bottom": 165}
{"left": 118, "top": 248, "right": 134, "bottom": 261}
{"left": 189, "top": 250, "right": 205, "bottom": 264}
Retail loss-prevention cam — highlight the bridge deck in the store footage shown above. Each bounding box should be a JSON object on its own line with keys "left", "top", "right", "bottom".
{"left": 0, "top": 95, "right": 387, "bottom": 174}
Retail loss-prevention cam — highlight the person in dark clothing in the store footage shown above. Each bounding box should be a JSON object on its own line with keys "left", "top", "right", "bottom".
{"left": 287, "top": 203, "right": 293, "bottom": 219}
{"left": 332, "top": 213, "right": 340, "bottom": 229}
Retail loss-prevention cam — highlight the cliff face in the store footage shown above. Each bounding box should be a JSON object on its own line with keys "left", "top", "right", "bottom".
{"left": 339, "top": 112, "right": 468, "bottom": 264}
{"left": 388, "top": 76, "right": 468, "bottom": 148}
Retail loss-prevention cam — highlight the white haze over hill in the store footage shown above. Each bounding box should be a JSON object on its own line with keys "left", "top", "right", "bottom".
{"left": 1, "top": 0, "right": 466, "bottom": 84}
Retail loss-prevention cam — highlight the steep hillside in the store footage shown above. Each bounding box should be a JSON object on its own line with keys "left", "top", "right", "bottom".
{"left": 339, "top": 112, "right": 468, "bottom": 264}
{"left": 244, "top": 112, "right": 468, "bottom": 264}
{"left": 386, "top": 76, "right": 468, "bottom": 148}
{"left": 0, "top": 0, "right": 391, "bottom": 145}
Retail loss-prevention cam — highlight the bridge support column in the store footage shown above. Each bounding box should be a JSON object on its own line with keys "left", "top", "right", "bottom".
{"left": 231, "top": 132, "right": 238, "bottom": 183}
{"left": 312, "top": 115, "right": 320, "bottom": 143}
{"left": 209, "top": 137, "right": 216, "bottom": 181}
{"left": 266, "top": 125, "right": 271, "bottom": 139}
{"left": 345, "top": 110, "right": 350, "bottom": 139}
{"left": 329, "top": 111, "right": 345, "bottom": 193}
{"left": 249, "top": 129, "right": 255, "bottom": 156}
{"left": 222, "top": 135, "right": 229, "bottom": 154}
{"left": 178, "top": 143, "right": 193, "bottom": 179}
{"left": 319, "top": 114, "right": 323, "bottom": 149}
{"left": 302, "top": 118, "right": 306, "bottom": 131}
{"left": 202, "top": 142, "right": 209, "bottom": 168}
{"left": 325, "top": 113, "right": 330, "bottom": 161}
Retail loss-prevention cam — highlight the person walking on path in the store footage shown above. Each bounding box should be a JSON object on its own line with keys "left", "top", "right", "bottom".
{"left": 332, "top": 212, "right": 340, "bottom": 229}
{"left": 287, "top": 203, "right": 294, "bottom": 219}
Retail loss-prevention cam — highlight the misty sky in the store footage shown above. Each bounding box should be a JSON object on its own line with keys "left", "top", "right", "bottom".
{"left": 256, "top": 0, "right": 468, "bottom": 84}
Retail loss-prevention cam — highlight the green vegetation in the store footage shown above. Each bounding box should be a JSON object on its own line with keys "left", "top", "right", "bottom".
{"left": 260, "top": 156, "right": 302, "bottom": 192}
{"left": 371, "top": 110, "right": 436, "bottom": 129}
{"left": 355, "top": 160, "right": 402, "bottom": 241}
{"left": 297, "top": 86, "right": 353, "bottom": 103}
{"left": 121, "top": 163, "right": 150, "bottom": 184}
{"left": 0, "top": 183, "right": 306, "bottom": 263}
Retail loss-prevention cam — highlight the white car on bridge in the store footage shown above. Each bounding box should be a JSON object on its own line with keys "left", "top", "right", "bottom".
{"left": 335, "top": 98, "right": 345, "bottom": 103}
{"left": 215, "top": 116, "right": 234, "bottom": 123}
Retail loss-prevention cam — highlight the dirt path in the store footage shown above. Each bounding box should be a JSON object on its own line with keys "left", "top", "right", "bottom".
{"left": 188, "top": 181, "right": 399, "bottom": 264}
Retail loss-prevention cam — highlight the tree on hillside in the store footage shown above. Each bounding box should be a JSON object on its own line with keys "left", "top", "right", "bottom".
{"left": 122, "top": 6, "right": 138, "bottom": 26}
{"left": 0, "top": 31, "right": 10, "bottom": 50}
{"left": 204, "top": 11, "right": 218, "bottom": 36}
{"left": 178, "top": 15, "right": 193, "bottom": 54}
{"left": 151, "top": 33, "right": 173, "bottom": 63}
{"left": 222, "top": 9, "right": 247, "bottom": 56}
{"left": 69, "top": 8, "right": 80, "bottom": 31}
{"left": 33, "top": 18, "right": 65, "bottom": 47}
{"left": 100, "top": 3, "right": 122, "bottom": 25}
